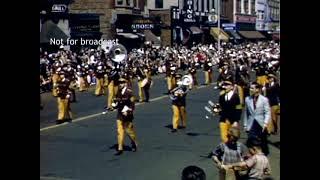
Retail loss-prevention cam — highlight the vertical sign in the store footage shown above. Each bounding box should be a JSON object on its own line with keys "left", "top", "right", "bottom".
{"left": 183, "top": 0, "right": 196, "bottom": 22}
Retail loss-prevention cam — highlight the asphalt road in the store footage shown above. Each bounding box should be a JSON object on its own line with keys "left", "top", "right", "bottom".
{"left": 40, "top": 69, "right": 280, "bottom": 180}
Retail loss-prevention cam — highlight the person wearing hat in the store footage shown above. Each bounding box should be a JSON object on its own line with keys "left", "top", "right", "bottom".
{"left": 105, "top": 63, "right": 120, "bottom": 111}
{"left": 169, "top": 74, "right": 188, "bottom": 133}
{"left": 113, "top": 78, "right": 138, "bottom": 156}
{"left": 51, "top": 63, "right": 61, "bottom": 97}
{"left": 264, "top": 74, "right": 280, "bottom": 135}
{"left": 187, "top": 60, "right": 198, "bottom": 90}
{"left": 217, "top": 80, "right": 241, "bottom": 143}
{"left": 216, "top": 62, "right": 235, "bottom": 94}
{"left": 223, "top": 138, "right": 271, "bottom": 180}
{"left": 165, "top": 58, "right": 177, "bottom": 94}
{"left": 255, "top": 60, "right": 269, "bottom": 87}
{"left": 55, "top": 71, "right": 73, "bottom": 124}
{"left": 243, "top": 82, "right": 271, "bottom": 156}
{"left": 203, "top": 57, "right": 213, "bottom": 85}
{"left": 78, "top": 63, "right": 89, "bottom": 92}
{"left": 134, "top": 64, "right": 151, "bottom": 103}
{"left": 211, "top": 127, "right": 248, "bottom": 180}
{"left": 65, "top": 64, "right": 77, "bottom": 103}
{"left": 94, "top": 62, "right": 106, "bottom": 96}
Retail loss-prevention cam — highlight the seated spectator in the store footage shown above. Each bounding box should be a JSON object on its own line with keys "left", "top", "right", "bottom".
{"left": 224, "top": 138, "right": 272, "bottom": 180}
{"left": 211, "top": 127, "right": 248, "bottom": 180}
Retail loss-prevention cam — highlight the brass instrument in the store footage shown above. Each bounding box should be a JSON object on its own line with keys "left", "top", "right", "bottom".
{"left": 204, "top": 100, "right": 222, "bottom": 119}
{"left": 169, "top": 75, "right": 193, "bottom": 100}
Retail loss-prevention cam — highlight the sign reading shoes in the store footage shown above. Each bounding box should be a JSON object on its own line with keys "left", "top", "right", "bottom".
{"left": 52, "top": 4, "right": 68, "bottom": 13}
{"left": 131, "top": 19, "right": 154, "bottom": 30}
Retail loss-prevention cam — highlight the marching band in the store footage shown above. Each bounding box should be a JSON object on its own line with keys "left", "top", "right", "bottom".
{"left": 40, "top": 41, "right": 280, "bottom": 158}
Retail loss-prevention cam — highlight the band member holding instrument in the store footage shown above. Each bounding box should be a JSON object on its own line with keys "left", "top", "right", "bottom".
{"left": 94, "top": 61, "right": 106, "bottom": 96}
{"left": 55, "top": 71, "right": 73, "bottom": 124}
{"left": 188, "top": 60, "right": 198, "bottom": 90}
{"left": 169, "top": 74, "right": 188, "bottom": 133}
{"left": 65, "top": 63, "right": 77, "bottom": 102}
{"left": 135, "top": 64, "right": 151, "bottom": 103}
{"left": 203, "top": 56, "right": 213, "bottom": 85}
{"left": 105, "top": 64, "right": 120, "bottom": 111}
{"left": 218, "top": 81, "right": 241, "bottom": 143}
{"left": 51, "top": 62, "right": 61, "bottom": 97}
{"left": 113, "top": 78, "right": 138, "bottom": 156}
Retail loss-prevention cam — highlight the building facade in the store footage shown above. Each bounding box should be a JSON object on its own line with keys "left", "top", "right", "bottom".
{"left": 255, "top": 0, "right": 279, "bottom": 32}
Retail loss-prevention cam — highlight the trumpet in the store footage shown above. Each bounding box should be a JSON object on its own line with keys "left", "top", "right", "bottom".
{"left": 204, "top": 100, "right": 221, "bottom": 119}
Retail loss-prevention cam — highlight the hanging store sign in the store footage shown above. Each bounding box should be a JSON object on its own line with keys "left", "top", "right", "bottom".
{"left": 183, "top": 0, "right": 196, "bottom": 23}
{"left": 131, "top": 19, "right": 155, "bottom": 30}
{"left": 235, "top": 15, "right": 256, "bottom": 23}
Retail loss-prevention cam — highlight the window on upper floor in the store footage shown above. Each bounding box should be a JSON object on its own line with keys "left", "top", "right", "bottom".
{"left": 237, "top": 0, "right": 241, "bottom": 13}
{"left": 155, "top": 0, "right": 163, "bottom": 8}
{"left": 115, "top": 0, "right": 131, "bottom": 7}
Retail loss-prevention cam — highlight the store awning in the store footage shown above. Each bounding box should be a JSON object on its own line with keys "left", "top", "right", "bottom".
{"left": 117, "top": 33, "right": 139, "bottom": 39}
{"left": 238, "top": 31, "right": 266, "bottom": 39}
{"left": 210, "top": 28, "right": 229, "bottom": 42}
{"left": 40, "top": 20, "right": 69, "bottom": 43}
{"left": 225, "top": 30, "right": 242, "bottom": 40}
{"left": 190, "top": 26, "right": 203, "bottom": 34}
{"left": 144, "top": 30, "right": 161, "bottom": 45}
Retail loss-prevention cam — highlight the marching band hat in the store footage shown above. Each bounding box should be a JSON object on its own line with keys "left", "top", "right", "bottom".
{"left": 267, "top": 74, "right": 277, "bottom": 79}
{"left": 175, "top": 74, "right": 182, "bottom": 79}
{"left": 58, "top": 70, "right": 65, "bottom": 75}
{"left": 118, "top": 78, "right": 128, "bottom": 83}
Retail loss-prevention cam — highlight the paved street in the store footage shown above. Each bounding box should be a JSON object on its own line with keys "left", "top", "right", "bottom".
{"left": 40, "top": 69, "right": 280, "bottom": 180}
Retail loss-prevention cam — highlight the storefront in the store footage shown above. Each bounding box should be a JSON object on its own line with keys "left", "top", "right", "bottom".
{"left": 40, "top": 1, "right": 71, "bottom": 52}
{"left": 235, "top": 14, "right": 265, "bottom": 41}
{"left": 114, "top": 14, "right": 160, "bottom": 50}
{"left": 69, "top": 13, "right": 102, "bottom": 51}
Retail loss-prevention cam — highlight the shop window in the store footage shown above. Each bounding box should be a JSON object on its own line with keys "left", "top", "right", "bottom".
{"left": 155, "top": 0, "right": 163, "bottom": 8}
{"left": 115, "top": 0, "right": 130, "bottom": 6}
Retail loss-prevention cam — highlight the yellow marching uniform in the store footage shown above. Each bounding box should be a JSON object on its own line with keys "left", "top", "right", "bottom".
{"left": 55, "top": 72, "right": 73, "bottom": 124}
{"left": 114, "top": 79, "right": 138, "bottom": 156}
{"left": 169, "top": 75, "right": 187, "bottom": 132}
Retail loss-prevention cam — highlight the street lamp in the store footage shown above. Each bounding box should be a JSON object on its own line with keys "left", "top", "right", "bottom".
{"left": 217, "top": 0, "right": 220, "bottom": 58}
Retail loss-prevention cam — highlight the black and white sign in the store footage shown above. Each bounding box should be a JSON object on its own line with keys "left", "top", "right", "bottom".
{"left": 131, "top": 19, "right": 155, "bottom": 30}
{"left": 183, "top": 0, "right": 196, "bottom": 23}
{"left": 52, "top": 4, "right": 68, "bottom": 13}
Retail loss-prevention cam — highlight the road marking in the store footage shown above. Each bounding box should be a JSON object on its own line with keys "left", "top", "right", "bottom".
{"left": 40, "top": 176, "right": 77, "bottom": 180}
{"left": 40, "top": 83, "right": 215, "bottom": 132}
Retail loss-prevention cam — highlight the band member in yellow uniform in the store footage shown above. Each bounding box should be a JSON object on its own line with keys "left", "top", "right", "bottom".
{"left": 165, "top": 58, "right": 177, "bottom": 94}
{"left": 135, "top": 65, "right": 152, "bottom": 102}
{"left": 203, "top": 58, "right": 213, "bottom": 85}
{"left": 218, "top": 81, "right": 241, "bottom": 143}
{"left": 169, "top": 74, "right": 187, "bottom": 133}
{"left": 135, "top": 65, "right": 147, "bottom": 102}
{"left": 188, "top": 61, "right": 198, "bottom": 90}
{"left": 51, "top": 62, "right": 61, "bottom": 97}
{"left": 106, "top": 65, "right": 120, "bottom": 111}
{"left": 55, "top": 71, "right": 73, "bottom": 124}
{"left": 264, "top": 74, "right": 280, "bottom": 135}
{"left": 113, "top": 78, "right": 138, "bottom": 156}
{"left": 94, "top": 62, "right": 106, "bottom": 96}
